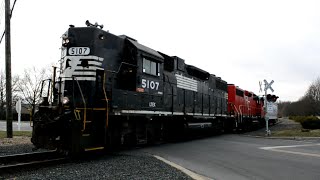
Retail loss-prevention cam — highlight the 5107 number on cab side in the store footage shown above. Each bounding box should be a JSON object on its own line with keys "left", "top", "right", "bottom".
{"left": 141, "top": 79, "right": 159, "bottom": 91}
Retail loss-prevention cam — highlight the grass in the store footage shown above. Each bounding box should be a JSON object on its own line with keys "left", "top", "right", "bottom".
{"left": 0, "top": 131, "right": 32, "bottom": 138}
{"left": 289, "top": 116, "right": 320, "bottom": 129}
{"left": 289, "top": 116, "right": 319, "bottom": 123}
{"left": 272, "top": 129, "right": 320, "bottom": 137}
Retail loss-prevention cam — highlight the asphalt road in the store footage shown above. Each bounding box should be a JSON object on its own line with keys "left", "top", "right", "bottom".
{"left": 0, "top": 120, "right": 32, "bottom": 131}
{"left": 139, "top": 135, "right": 320, "bottom": 180}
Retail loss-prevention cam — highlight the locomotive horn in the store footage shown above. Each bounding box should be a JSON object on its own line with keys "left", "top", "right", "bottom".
{"left": 85, "top": 20, "right": 91, "bottom": 27}
{"left": 85, "top": 20, "right": 103, "bottom": 29}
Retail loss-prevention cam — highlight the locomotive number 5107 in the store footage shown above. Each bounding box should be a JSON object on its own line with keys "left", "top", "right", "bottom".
{"left": 141, "top": 79, "right": 159, "bottom": 90}
{"left": 68, "top": 47, "right": 90, "bottom": 55}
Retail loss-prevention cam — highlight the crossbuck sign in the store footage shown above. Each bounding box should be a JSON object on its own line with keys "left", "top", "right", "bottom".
{"left": 264, "top": 80, "right": 274, "bottom": 92}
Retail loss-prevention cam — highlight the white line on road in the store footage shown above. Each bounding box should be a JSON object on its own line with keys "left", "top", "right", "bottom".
{"left": 260, "top": 143, "right": 320, "bottom": 150}
{"left": 260, "top": 143, "right": 320, "bottom": 158}
{"left": 153, "top": 155, "right": 213, "bottom": 180}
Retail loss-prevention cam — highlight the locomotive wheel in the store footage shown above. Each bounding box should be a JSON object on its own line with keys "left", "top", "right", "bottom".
{"left": 106, "top": 126, "right": 121, "bottom": 151}
{"left": 122, "top": 132, "right": 137, "bottom": 146}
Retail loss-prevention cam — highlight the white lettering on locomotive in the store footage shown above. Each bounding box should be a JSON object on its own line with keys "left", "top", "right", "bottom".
{"left": 68, "top": 47, "right": 90, "bottom": 56}
{"left": 142, "top": 79, "right": 159, "bottom": 90}
{"left": 149, "top": 102, "right": 156, "bottom": 107}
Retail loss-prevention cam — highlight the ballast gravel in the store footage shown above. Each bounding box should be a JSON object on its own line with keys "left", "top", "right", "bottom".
{"left": 0, "top": 144, "right": 36, "bottom": 156}
{"left": 0, "top": 142, "right": 193, "bottom": 180}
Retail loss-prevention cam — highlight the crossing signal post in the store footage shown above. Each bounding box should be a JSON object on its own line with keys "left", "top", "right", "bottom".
{"left": 263, "top": 79, "right": 274, "bottom": 136}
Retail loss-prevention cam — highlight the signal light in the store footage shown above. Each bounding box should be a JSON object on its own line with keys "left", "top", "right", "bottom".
{"left": 266, "top": 94, "right": 278, "bottom": 102}
{"left": 271, "top": 95, "right": 279, "bottom": 102}
{"left": 266, "top": 94, "right": 272, "bottom": 101}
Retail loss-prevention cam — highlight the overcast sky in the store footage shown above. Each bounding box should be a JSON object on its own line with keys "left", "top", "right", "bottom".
{"left": 1, "top": 0, "right": 319, "bottom": 102}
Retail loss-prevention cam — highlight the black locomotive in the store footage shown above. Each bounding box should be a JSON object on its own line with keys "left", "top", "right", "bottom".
{"left": 32, "top": 21, "right": 258, "bottom": 153}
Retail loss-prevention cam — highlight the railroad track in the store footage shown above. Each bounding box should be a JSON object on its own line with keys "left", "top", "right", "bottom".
{"left": 0, "top": 151, "right": 67, "bottom": 174}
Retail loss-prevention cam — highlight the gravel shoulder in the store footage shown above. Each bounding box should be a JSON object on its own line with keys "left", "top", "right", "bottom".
{"left": 0, "top": 138, "right": 192, "bottom": 179}
{"left": 1, "top": 151, "right": 193, "bottom": 180}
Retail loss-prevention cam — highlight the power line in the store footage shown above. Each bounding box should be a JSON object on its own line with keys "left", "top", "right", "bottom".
{"left": 0, "top": 0, "right": 17, "bottom": 45}
{"left": 0, "top": 2, "right": 6, "bottom": 35}
{"left": 0, "top": 1, "right": 5, "bottom": 21}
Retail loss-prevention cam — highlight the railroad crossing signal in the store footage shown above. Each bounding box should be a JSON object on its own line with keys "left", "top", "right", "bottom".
{"left": 264, "top": 80, "right": 274, "bottom": 92}
{"left": 263, "top": 79, "right": 275, "bottom": 136}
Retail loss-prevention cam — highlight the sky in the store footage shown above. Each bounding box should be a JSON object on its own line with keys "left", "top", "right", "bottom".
{"left": 0, "top": 0, "right": 320, "bottom": 102}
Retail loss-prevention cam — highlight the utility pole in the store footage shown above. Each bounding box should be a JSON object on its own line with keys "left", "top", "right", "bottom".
{"left": 5, "top": 0, "right": 13, "bottom": 138}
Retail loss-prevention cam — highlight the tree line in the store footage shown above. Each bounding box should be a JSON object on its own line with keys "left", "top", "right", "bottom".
{"left": 0, "top": 66, "right": 318, "bottom": 119}
{"left": 278, "top": 77, "right": 320, "bottom": 117}
{"left": 0, "top": 66, "right": 50, "bottom": 120}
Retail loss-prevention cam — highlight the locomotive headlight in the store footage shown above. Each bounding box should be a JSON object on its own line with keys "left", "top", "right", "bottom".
{"left": 62, "top": 38, "right": 70, "bottom": 47}
{"left": 62, "top": 97, "right": 70, "bottom": 104}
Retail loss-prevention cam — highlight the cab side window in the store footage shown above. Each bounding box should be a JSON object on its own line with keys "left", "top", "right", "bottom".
{"left": 143, "top": 57, "right": 160, "bottom": 76}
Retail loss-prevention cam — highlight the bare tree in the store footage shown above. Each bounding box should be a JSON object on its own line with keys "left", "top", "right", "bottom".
{"left": 305, "top": 77, "right": 320, "bottom": 115}
{"left": 306, "top": 78, "right": 320, "bottom": 101}
{"left": 280, "top": 77, "right": 320, "bottom": 116}
{"left": 17, "top": 67, "right": 50, "bottom": 118}
{"left": 0, "top": 70, "right": 20, "bottom": 119}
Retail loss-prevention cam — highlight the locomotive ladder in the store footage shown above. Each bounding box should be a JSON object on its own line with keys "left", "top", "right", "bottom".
{"left": 68, "top": 75, "right": 107, "bottom": 151}
{"left": 78, "top": 72, "right": 110, "bottom": 151}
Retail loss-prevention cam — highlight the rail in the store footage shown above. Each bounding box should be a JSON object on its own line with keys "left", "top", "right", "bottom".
{"left": 0, "top": 151, "right": 67, "bottom": 174}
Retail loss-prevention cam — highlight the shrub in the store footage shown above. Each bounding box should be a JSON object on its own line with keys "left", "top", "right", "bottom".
{"left": 301, "top": 119, "right": 320, "bottom": 129}
{"left": 289, "top": 116, "right": 320, "bottom": 129}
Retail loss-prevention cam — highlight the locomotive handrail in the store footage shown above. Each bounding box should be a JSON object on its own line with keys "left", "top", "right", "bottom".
{"left": 102, "top": 72, "right": 109, "bottom": 129}
{"left": 50, "top": 66, "right": 57, "bottom": 105}
{"left": 238, "top": 105, "right": 244, "bottom": 116}
{"left": 29, "top": 110, "right": 33, "bottom": 127}
{"left": 73, "top": 77, "right": 87, "bottom": 132}
{"left": 231, "top": 103, "right": 240, "bottom": 116}
{"left": 229, "top": 103, "right": 242, "bottom": 125}
{"left": 238, "top": 105, "right": 246, "bottom": 123}
{"left": 40, "top": 79, "right": 52, "bottom": 99}
{"left": 239, "top": 105, "right": 247, "bottom": 116}
{"left": 107, "top": 62, "right": 137, "bottom": 74}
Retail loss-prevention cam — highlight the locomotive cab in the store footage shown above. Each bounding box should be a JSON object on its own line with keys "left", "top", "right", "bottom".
{"left": 32, "top": 23, "right": 119, "bottom": 152}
